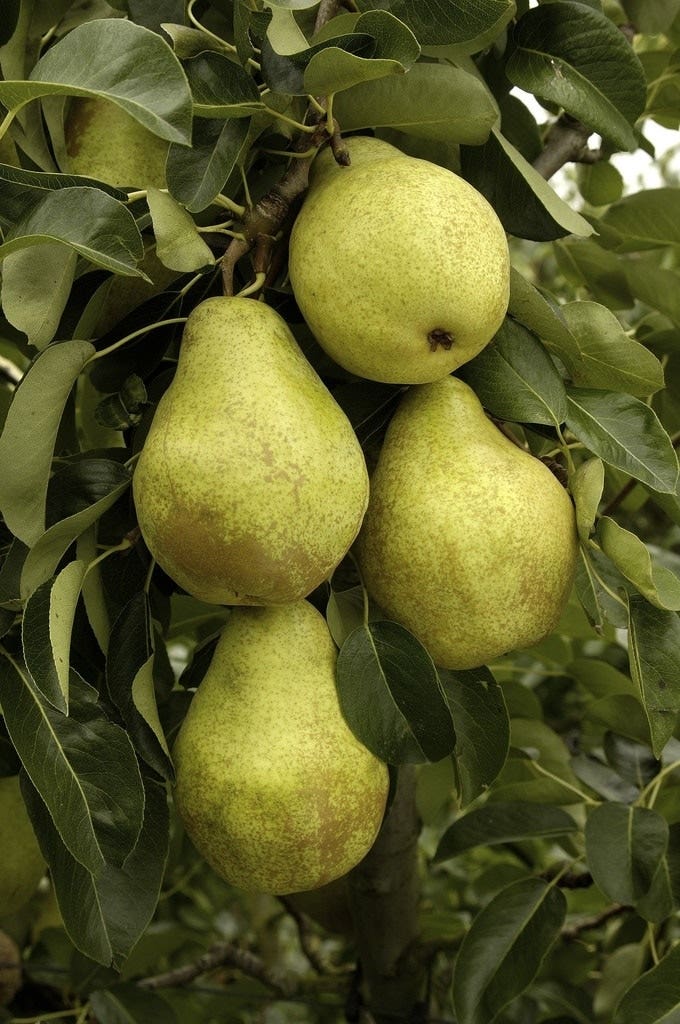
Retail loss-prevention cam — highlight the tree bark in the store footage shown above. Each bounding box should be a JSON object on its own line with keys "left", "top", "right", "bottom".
{"left": 347, "top": 766, "right": 424, "bottom": 1020}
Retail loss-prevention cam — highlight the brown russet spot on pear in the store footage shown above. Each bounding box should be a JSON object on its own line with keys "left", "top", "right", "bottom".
{"left": 0, "top": 775, "right": 45, "bottom": 918}
{"left": 288, "top": 136, "right": 510, "bottom": 385}
{"left": 173, "top": 601, "right": 389, "bottom": 894}
{"left": 355, "top": 376, "right": 579, "bottom": 670}
{"left": 133, "top": 297, "right": 369, "bottom": 605}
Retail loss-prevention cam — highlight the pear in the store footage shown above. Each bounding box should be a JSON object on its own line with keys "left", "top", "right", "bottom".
{"left": 64, "top": 96, "right": 168, "bottom": 187}
{"left": 0, "top": 775, "right": 45, "bottom": 917}
{"left": 288, "top": 137, "right": 510, "bottom": 384}
{"left": 133, "top": 297, "right": 369, "bottom": 605}
{"left": 173, "top": 600, "right": 389, "bottom": 894}
{"left": 355, "top": 377, "right": 578, "bottom": 669}
{"left": 0, "top": 930, "right": 21, "bottom": 1006}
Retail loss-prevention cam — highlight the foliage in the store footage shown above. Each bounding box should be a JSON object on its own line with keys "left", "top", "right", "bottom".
{"left": 0, "top": 0, "right": 679, "bottom": 1022}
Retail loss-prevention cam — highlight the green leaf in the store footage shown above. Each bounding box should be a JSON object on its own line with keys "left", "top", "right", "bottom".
{"left": 183, "top": 50, "right": 263, "bottom": 118}
{"left": 326, "top": 585, "right": 366, "bottom": 648}
{"left": 555, "top": 239, "right": 634, "bottom": 310}
{"left": 599, "top": 517, "right": 680, "bottom": 611}
{"left": 439, "top": 667, "right": 509, "bottom": 806}
{"left": 601, "top": 188, "right": 680, "bottom": 250}
{"left": 0, "top": 658, "right": 144, "bottom": 875}
{"left": 166, "top": 117, "right": 251, "bottom": 214}
{"left": 90, "top": 985, "right": 178, "bottom": 1024}
{"left": 332, "top": 61, "right": 498, "bottom": 144}
{"left": 562, "top": 302, "right": 665, "bottom": 397}
{"left": 506, "top": 2, "right": 646, "bottom": 151}
{"left": 336, "top": 621, "right": 456, "bottom": 764}
{"left": 106, "top": 594, "right": 174, "bottom": 781}
{"left": 507, "top": 270, "right": 583, "bottom": 371}
{"left": 22, "top": 560, "right": 87, "bottom": 713}
{"left": 24, "top": 771, "right": 169, "bottom": 969}
{"left": 0, "top": 340, "right": 95, "bottom": 546}
{"left": 453, "top": 878, "right": 567, "bottom": 1024}
{"left": 0, "top": 165, "right": 127, "bottom": 230}
{"left": 0, "top": 20, "right": 192, "bottom": 144}
{"left": 0, "top": 188, "right": 144, "bottom": 276}
{"left": 624, "top": 260, "right": 680, "bottom": 327}
{"left": 434, "top": 802, "right": 577, "bottom": 862}
{"left": 460, "top": 128, "right": 594, "bottom": 241}
{"left": 458, "top": 317, "right": 567, "bottom": 426}
{"left": 628, "top": 596, "right": 680, "bottom": 757}
{"left": 613, "top": 943, "right": 680, "bottom": 1023}
{"left": 585, "top": 802, "right": 669, "bottom": 904}
{"left": 593, "top": 943, "right": 647, "bottom": 1019}
{"left": 1, "top": 243, "right": 77, "bottom": 350}
{"left": 146, "top": 189, "right": 214, "bottom": 273}
{"left": 566, "top": 387, "right": 679, "bottom": 494}
{"left": 304, "top": 12, "right": 420, "bottom": 95}
{"left": 571, "top": 457, "right": 604, "bottom": 542}
{"left": 578, "top": 160, "right": 624, "bottom": 206}
{"left": 355, "top": 0, "right": 515, "bottom": 47}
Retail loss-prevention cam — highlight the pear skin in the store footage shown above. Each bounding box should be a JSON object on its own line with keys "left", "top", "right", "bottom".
{"left": 173, "top": 601, "right": 389, "bottom": 894}
{"left": 133, "top": 297, "right": 369, "bottom": 605}
{"left": 0, "top": 776, "right": 45, "bottom": 917}
{"left": 355, "top": 377, "right": 579, "bottom": 669}
{"left": 288, "top": 138, "right": 510, "bottom": 384}
{"left": 64, "top": 96, "right": 168, "bottom": 188}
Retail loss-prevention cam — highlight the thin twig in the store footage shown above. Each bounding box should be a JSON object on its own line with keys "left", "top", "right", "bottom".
{"left": 137, "top": 941, "right": 295, "bottom": 996}
{"left": 279, "top": 896, "right": 332, "bottom": 975}
{"left": 562, "top": 903, "right": 629, "bottom": 940}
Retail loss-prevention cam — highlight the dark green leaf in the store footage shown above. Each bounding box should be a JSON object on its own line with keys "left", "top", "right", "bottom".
{"left": 603, "top": 733, "right": 659, "bottom": 789}
{"left": 0, "top": 340, "right": 95, "bottom": 546}
{"left": 166, "top": 117, "right": 251, "bottom": 213}
{"left": 336, "top": 621, "right": 456, "bottom": 764}
{"left": 613, "top": 942, "right": 680, "bottom": 1022}
{"left": 599, "top": 517, "right": 680, "bottom": 611}
{"left": 0, "top": 0, "right": 19, "bottom": 45}
{"left": 439, "top": 667, "right": 509, "bottom": 806}
{"left": 571, "top": 753, "right": 640, "bottom": 803}
{"left": 460, "top": 128, "right": 594, "bottom": 241}
{"left": 1, "top": 243, "right": 77, "bottom": 350}
{"left": 555, "top": 239, "right": 634, "bottom": 310}
{"left": 304, "top": 12, "right": 420, "bottom": 95}
{"left": 507, "top": 270, "right": 583, "bottom": 371}
{"left": 90, "top": 985, "right": 177, "bottom": 1024}
{"left": 585, "top": 802, "right": 668, "bottom": 904}
{"left": 458, "top": 317, "right": 567, "bottom": 426}
{"left": 0, "top": 20, "right": 192, "bottom": 144}
{"left": 628, "top": 596, "right": 680, "bottom": 757}
{"left": 601, "top": 188, "right": 680, "bottom": 250}
{"left": 184, "top": 50, "right": 262, "bottom": 117}
{"left": 566, "top": 387, "right": 679, "bottom": 494}
{"left": 355, "top": 0, "right": 515, "bottom": 47}
{"left": 0, "top": 658, "right": 144, "bottom": 875}
{"left": 435, "top": 802, "right": 577, "bottom": 862}
{"left": 506, "top": 2, "right": 646, "bottom": 150}
{"left": 453, "top": 878, "right": 567, "bottom": 1024}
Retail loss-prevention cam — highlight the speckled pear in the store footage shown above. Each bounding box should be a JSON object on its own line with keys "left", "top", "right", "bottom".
{"left": 173, "top": 601, "right": 389, "bottom": 894}
{"left": 0, "top": 775, "right": 45, "bottom": 916}
{"left": 64, "top": 96, "right": 168, "bottom": 188}
{"left": 355, "top": 377, "right": 578, "bottom": 669}
{"left": 288, "top": 137, "right": 510, "bottom": 384}
{"left": 133, "top": 297, "right": 369, "bottom": 605}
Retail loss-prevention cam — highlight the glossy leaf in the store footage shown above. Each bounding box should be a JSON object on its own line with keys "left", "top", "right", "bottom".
{"left": 585, "top": 802, "right": 668, "bottom": 904}
{"left": 22, "top": 560, "right": 87, "bottom": 713}
{"left": 453, "top": 878, "right": 567, "bottom": 1024}
{"left": 459, "top": 317, "right": 567, "bottom": 426}
{"left": 599, "top": 517, "right": 680, "bottom": 610}
{"left": 336, "top": 621, "right": 456, "bottom": 764}
{"left": 439, "top": 667, "right": 509, "bottom": 806}
{"left": 613, "top": 939, "right": 680, "bottom": 1022}
{"left": 0, "top": 340, "right": 95, "bottom": 546}
{"left": 562, "top": 301, "right": 665, "bottom": 397}
{"left": 628, "top": 596, "right": 680, "bottom": 756}
{"left": 435, "top": 802, "right": 577, "bottom": 862}
{"left": 0, "top": 658, "right": 144, "bottom": 875}
{"left": 566, "top": 387, "right": 679, "bottom": 494}
{"left": 506, "top": 2, "right": 646, "bottom": 150}
{"left": 0, "top": 19, "right": 192, "bottom": 143}
{"left": 332, "top": 61, "right": 497, "bottom": 144}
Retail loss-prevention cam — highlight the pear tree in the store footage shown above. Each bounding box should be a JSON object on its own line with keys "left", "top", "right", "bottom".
{"left": 1, "top": 2, "right": 680, "bottom": 1023}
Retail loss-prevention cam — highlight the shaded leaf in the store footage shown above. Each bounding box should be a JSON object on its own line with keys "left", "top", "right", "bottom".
{"left": 166, "top": 117, "right": 251, "bottom": 214}
{"left": 613, "top": 939, "right": 680, "bottom": 1022}
{"left": 355, "top": 0, "right": 515, "bottom": 48}
{"left": 599, "top": 517, "right": 680, "bottom": 610}
{"left": 566, "top": 387, "right": 679, "bottom": 494}
{"left": 507, "top": 269, "right": 583, "bottom": 371}
{"left": 146, "top": 189, "right": 214, "bottom": 272}
{"left": 439, "top": 667, "right": 509, "bottom": 806}
{"left": 453, "top": 878, "right": 567, "bottom": 1024}
{"left": 628, "top": 596, "right": 680, "bottom": 757}
{"left": 435, "top": 802, "right": 577, "bottom": 862}
{"left": 90, "top": 985, "right": 178, "bottom": 1024}
{"left": 0, "top": 340, "right": 95, "bottom": 546}
{"left": 585, "top": 802, "right": 668, "bottom": 904}
{"left": 1, "top": 242, "right": 77, "bottom": 350}
{"left": 601, "top": 187, "right": 680, "bottom": 250}
{"left": 336, "top": 621, "right": 455, "bottom": 764}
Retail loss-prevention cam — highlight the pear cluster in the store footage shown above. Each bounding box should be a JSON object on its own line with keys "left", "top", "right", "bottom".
{"left": 133, "top": 137, "right": 578, "bottom": 895}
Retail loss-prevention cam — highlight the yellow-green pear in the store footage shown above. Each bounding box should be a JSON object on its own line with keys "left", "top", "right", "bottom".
{"left": 64, "top": 96, "right": 168, "bottom": 188}
{"left": 288, "top": 138, "right": 510, "bottom": 384}
{"left": 355, "top": 377, "right": 578, "bottom": 669}
{"left": 0, "top": 776, "right": 45, "bottom": 917}
{"left": 133, "top": 297, "right": 369, "bottom": 605}
{"left": 0, "top": 930, "right": 21, "bottom": 1006}
{"left": 173, "top": 601, "right": 389, "bottom": 894}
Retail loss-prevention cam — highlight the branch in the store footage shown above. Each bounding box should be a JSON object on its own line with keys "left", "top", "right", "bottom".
{"left": 137, "top": 941, "right": 295, "bottom": 997}
{"left": 278, "top": 895, "right": 344, "bottom": 975}
{"left": 562, "top": 903, "right": 629, "bottom": 940}
{"left": 533, "top": 114, "right": 602, "bottom": 180}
